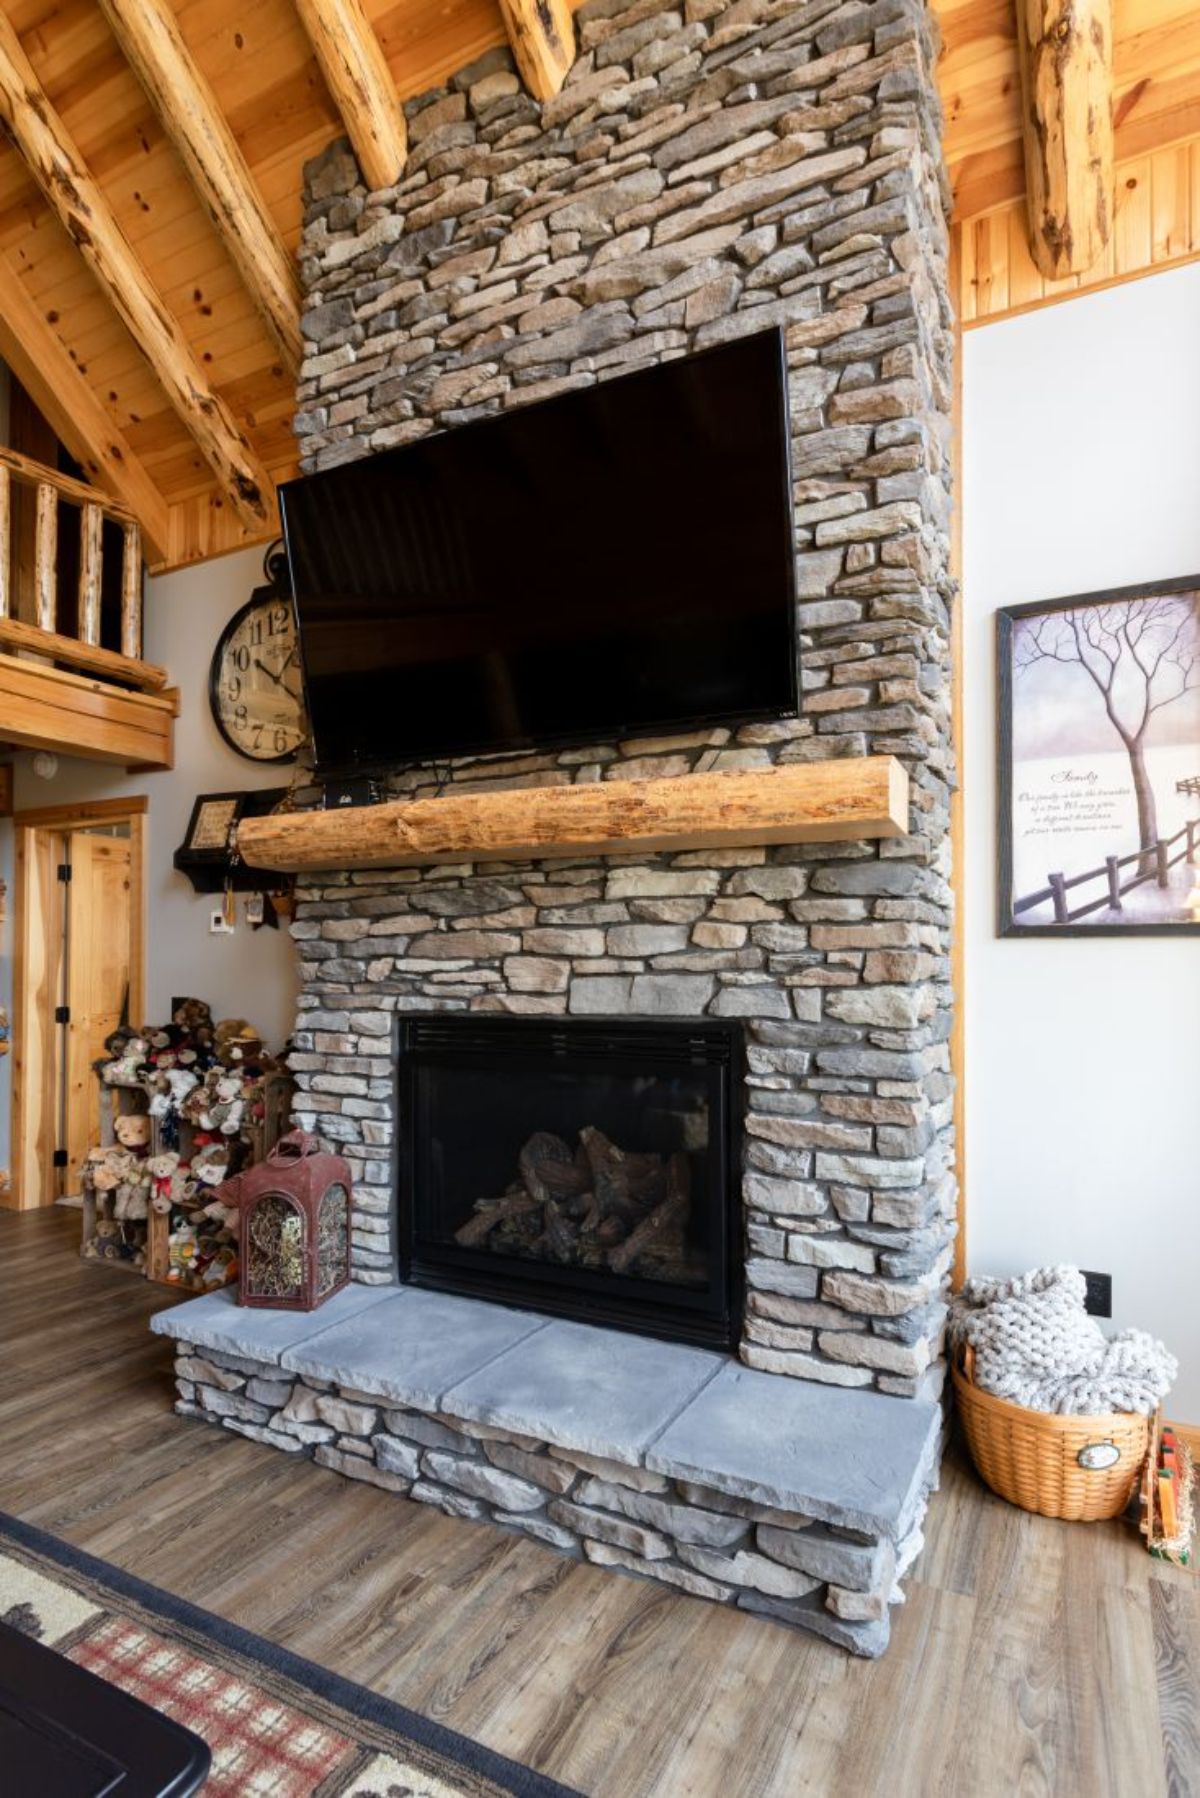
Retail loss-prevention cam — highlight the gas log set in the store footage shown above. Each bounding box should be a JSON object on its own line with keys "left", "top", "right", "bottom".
{"left": 453, "top": 1128, "right": 703, "bottom": 1288}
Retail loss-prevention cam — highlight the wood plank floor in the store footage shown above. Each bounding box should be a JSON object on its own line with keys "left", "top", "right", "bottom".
{"left": 1, "top": 1205, "right": 1194, "bottom": 1797}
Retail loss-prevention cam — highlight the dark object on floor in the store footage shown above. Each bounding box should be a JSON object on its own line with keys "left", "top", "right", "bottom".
{"left": 0, "top": 1511, "right": 579, "bottom": 1798}
{"left": 0, "top": 1617, "right": 210, "bottom": 1797}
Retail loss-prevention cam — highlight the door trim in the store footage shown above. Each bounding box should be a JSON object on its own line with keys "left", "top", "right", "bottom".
{"left": 8, "top": 798, "right": 147, "bottom": 1211}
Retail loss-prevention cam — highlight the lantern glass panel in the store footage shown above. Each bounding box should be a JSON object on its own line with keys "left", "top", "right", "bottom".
{"left": 246, "top": 1193, "right": 305, "bottom": 1301}
{"left": 317, "top": 1184, "right": 349, "bottom": 1297}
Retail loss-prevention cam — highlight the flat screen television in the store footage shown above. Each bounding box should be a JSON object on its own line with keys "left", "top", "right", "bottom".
{"left": 280, "top": 326, "right": 798, "bottom": 775}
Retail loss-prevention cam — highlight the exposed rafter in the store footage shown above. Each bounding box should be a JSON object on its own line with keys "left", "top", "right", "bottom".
{"left": 0, "top": 254, "right": 170, "bottom": 561}
{"left": 498, "top": 0, "right": 577, "bottom": 101}
{"left": 1015, "top": 0, "right": 1115, "bottom": 278}
{"left": 293, "top": 0, "right": 408, "bottom": 192}
{"left": 97, "top": 0, "right": 302, "bottom": 371}
{"left": 0, "top": 9, "right": 274, "bottom": 534}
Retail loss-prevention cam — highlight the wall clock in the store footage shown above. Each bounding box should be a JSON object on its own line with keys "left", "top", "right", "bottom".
{"left": 209, "top": 543, "right": 306, "bottom": 762}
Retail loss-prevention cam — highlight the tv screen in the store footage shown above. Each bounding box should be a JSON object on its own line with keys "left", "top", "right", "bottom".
{"left": 280, "top": 327, "right": 798, "bottom": 774}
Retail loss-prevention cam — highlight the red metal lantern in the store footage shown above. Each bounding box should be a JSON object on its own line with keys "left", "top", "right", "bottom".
{"left": 236, "top": 1131, "right": 352, "bottom": 1311}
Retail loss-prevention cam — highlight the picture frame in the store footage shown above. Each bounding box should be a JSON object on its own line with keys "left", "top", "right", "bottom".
{"left": 998, "top": 575, "right": 1200, "bottom": 936}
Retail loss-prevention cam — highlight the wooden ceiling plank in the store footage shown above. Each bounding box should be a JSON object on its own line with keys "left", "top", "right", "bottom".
{"left": 0, "top": 252, "right": 169, "bottom": 559}
{"left": 0, "top": 8, "right": 274, "bottom": 533}
{"left": 96, "top": 0, "right": 302, "bottom": 369}
{"left": 498, "top": 0, "right": 576, "bottom": 101}
{"left": 293, "top": 0, "right": 408, "bottom": 191}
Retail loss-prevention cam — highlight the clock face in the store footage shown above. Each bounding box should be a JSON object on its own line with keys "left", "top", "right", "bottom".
{"left": 210, "top": 594, "right": 306, "bottom": 762}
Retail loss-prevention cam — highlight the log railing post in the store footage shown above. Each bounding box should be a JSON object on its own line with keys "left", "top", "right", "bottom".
{"left": 1187, "top": 820, "right": 1197, "bottom": 864}
{"left": 0, "top": 464, "right": 10, "bottom": 620}
{"left": 1048, "top": 871, "right": 1068, "bottom": 922}
{"left": 121, "top": 521, "right": 143, "bottom": 659}
{"left": 34, "top": 481, "right": 57, "bottom": 633}
{"left": 78, "top": 502, "right": 103, "bottom": 646}
{"left": 1105, "top": 855, "right": 1121, "bottom": 910}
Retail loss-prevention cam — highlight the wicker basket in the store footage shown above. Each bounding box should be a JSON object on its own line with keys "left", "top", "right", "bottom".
{"left": 952, "top": 1345, "right": 1150, "bottom": 1522}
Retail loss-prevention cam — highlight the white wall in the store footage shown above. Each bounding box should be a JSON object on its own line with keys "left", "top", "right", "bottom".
{"left": 5, "top": 543, "right": 298, "bottom": 1081}
{"left": 963, "top": 260, "right": 1200, "bottom": 1419}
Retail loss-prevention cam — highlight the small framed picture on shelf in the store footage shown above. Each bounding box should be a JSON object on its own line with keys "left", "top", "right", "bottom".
{"left": 998, "top": 574, "right": 1200, "bottom": 935}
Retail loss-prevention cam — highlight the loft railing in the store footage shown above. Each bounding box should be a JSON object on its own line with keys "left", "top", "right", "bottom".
{"left": 0, "top": 447, "right": 163, "bottom": 692}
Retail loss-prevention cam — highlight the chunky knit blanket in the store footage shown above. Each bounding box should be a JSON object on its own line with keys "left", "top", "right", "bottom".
{"left": 949, "top": 1266, "right": 1177, "bottom": 1416}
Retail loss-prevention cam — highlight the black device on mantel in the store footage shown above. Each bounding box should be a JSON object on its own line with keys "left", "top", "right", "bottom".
{"left": 322, "top": 775, "right": 385, "bottom": 809}
{"left": 280, "top": 326, "right": 798, "bottom": 776}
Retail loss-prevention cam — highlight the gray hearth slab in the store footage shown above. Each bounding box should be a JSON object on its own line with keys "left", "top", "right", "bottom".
{"left": 644, "top": 1362, "right": 940, "bottom": 1540}
{"left": 279, "top": 1288, "right": 550, "bottom": 1410}
{"left": 149, "top": 1283, "right": 399, "bottom": 1363}
{"left": 441, "top": 1319, "right": 723, "bottom": 1465}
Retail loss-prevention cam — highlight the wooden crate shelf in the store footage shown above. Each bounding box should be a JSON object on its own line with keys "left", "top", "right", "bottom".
{"left": 237, "top": 758, "right": 910, "bottom": 874}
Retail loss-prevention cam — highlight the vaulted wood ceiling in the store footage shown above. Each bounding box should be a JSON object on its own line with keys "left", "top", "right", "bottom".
{"left": 938, "top": 0, "right": 1200, "bottom": 221}
{"left": 0, "top": 0, "right": 1197, "bottom": 574}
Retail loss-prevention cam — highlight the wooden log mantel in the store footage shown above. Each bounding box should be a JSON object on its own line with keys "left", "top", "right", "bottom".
{"left": 237, "top": 758, "right": 909, "bottom": 873}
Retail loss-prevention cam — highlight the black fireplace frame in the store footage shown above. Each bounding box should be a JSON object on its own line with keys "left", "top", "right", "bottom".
{"left": 396, "top": 1015, "right": 744, "bottom": 1351}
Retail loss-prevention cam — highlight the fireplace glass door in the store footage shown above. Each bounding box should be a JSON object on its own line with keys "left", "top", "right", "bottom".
{"left": 398, "top": 1017, "right": 742, "bottom": 1349}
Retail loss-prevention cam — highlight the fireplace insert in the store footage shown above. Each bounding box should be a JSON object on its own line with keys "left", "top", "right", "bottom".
{"left": 397, "top": 1016, "right": 743, "bottom": 1350}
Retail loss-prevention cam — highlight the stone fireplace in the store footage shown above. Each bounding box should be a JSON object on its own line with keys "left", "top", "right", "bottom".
{"left": 398, "top": 1014, "right": 744, "bottom": 1347}
{"left": 156, "top": 0, "right": 956, "bottom": 1657}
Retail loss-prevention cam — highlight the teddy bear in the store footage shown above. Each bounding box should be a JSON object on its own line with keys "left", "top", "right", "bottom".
{"left": 173, "top": 997, "right": 214, "bottom": 1049}
{"left": 206, "top": 1071, "right": 246, "bottom": 1135}
{"left": 199, "top": 1244, "right": 237, "bottom": 1288}
{"left": 192, "top": 1141, "right": 232, "bottom": 1187}
{"left": 167, "top": 1219, "right": 198, "bottom": 1282}
{"left": 91, "top": 1216, "right": 123, "bottom": 1262}
{"left": 197, "top": 1170, "right": 243, "bottom": 1237}
{"left": 114, "top": 1166, "right": 151, "bottom": 1221}
{"left": 214, "top": 1017, "right": 253, "bottom": 1062}
{"left": 148, "top": 1065, "right": 200, "bottom": 1120}
{"left": 102, "top": 1034, "right": 150, "bottom": 1085}
{"left": 146, "top": 1150, "right": 181, "bottom": 1214}
{"left": 88, "top": 1148, "right": 134, "bottom": 1194}
{"left": 113, "top": 1112, "right": 151, "bottom": 1155}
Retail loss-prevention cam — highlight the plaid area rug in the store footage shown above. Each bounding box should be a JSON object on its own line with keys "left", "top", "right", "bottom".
{"left": 0, "top": 1512, "right": 580, "bottom": 1798}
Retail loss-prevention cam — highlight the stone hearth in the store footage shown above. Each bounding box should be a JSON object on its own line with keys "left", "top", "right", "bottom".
{"left": 153, "top": 1286, "right": 941, "bottom": 1657}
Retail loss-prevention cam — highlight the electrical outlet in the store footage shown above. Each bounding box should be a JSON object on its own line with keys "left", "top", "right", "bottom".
{"left": 1082, "top": 1270, "right": 1112, "bottom": 1317}
{"left": 209, "top": 908, "right": 235, "bottom": 936}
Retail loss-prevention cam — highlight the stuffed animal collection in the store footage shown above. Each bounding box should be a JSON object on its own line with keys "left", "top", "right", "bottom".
{"left": 87, "top": 997, "right": 284, "bottom": 1290}
{"left": 81, "top": 1109, "right": 153, "bottom": 1268}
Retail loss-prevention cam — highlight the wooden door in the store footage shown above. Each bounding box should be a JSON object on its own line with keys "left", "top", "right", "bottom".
{"left": 12, "top": 827, "right": 66, "bottom": 1207}
{"left": 62, "top": 831, "right": 133, "bottom": 1194}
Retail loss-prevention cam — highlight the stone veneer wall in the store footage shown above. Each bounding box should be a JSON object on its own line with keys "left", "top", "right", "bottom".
{"left": 287, "top": 0, "right": 956, "bottom": 1400}
{"left": 173, "top": 1339, "right": 931, "bottom": 1656}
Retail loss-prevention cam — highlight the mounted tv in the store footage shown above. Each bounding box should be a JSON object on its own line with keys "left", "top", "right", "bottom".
{"left": 280, "top": 327, "right": 798, "bottom": 775}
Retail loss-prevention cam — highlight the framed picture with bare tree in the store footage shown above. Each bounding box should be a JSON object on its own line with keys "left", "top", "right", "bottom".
{"left": 998, "top": 575, "right": 1200, "bottom": 935}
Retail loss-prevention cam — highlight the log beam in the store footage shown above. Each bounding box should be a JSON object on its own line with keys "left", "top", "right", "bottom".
{"left": 498, "top": 0, "right": 577, "bottom": 102}
{"left": 0, "top": 257, "right": 170, "bottom": 560}
{"left": 237, "top": 758, "right": 910, "bottom": 873}
{"left": 98, "top": 0, "right": 302, "bottom": 370}
{"left": 294, "top": 0, "right": 407, "bottom": 192}
{"left": 1016, "top": 0, "right": 1114, "bottom": 278}
{"left": 0, "top": 10, "right": 274, "bottom": 533}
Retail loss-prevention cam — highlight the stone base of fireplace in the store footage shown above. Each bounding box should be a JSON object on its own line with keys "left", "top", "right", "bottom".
{"left": 152, "top": 1288, "right": 941, "bottom": 1657}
